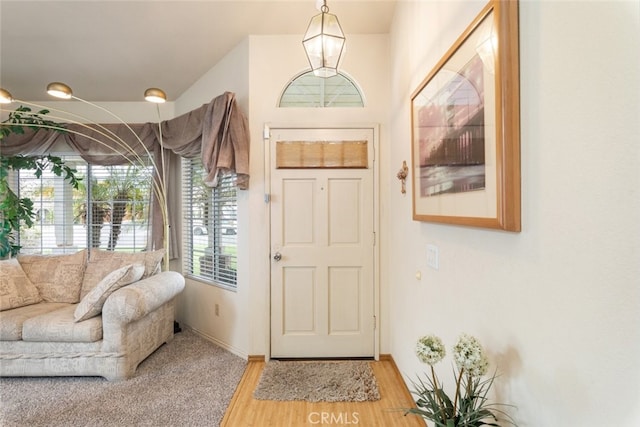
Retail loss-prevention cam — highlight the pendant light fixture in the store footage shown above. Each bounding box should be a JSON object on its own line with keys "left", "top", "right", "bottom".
{"left": 302, "top": 0, "right": 346, "bottom": 78}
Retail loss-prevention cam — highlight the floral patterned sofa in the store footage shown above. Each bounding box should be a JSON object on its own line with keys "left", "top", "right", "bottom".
{"left": 0, "top": 249, "right": 184, "bottom": 381}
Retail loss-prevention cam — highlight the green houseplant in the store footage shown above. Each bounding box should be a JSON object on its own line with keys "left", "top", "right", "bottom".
{"left": 405, "top": 334, "right": 517, "bottom": 427}
{"left": 0, "top": 106, "right": 81, "bottom": 257}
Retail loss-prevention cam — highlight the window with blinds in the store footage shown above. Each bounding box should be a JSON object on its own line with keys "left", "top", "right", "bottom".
{"left": 16, "top": 155, "right": 153, "bottom": 255}
{"left": 182, "top": 157, "right": 238, "bottom": 290}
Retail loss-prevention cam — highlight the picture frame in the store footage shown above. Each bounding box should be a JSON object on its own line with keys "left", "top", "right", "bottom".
{"left": 411, "top": 0, "right": 520, "bottom": 231}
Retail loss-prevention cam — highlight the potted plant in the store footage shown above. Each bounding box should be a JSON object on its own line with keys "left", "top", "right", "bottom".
{"left": 405, "top": 334, "right": 517, "bottom": 427}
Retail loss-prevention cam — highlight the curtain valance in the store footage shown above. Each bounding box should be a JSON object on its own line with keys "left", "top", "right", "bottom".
{"left": 0, "top": 91, "right": 250, "bottom": 190}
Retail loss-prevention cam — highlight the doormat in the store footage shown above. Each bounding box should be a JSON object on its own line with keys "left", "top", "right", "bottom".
{"left": 253, "top": 360, "right": 380, "bottom": 402}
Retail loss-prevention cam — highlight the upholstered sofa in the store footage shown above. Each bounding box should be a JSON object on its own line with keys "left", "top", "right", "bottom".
{"left": 0, "top": 249, "right": 185, "bottom": 381}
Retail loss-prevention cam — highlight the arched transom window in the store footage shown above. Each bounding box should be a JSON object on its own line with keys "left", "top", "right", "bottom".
{"left": 279, "top": 71, "right": 364, "bottom": 108}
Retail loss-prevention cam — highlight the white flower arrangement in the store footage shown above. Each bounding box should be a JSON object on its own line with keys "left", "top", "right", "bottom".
{"left": 452, "top": 334, "right": 489, "bottom": 378}
{"left": 416, "top": 335, "right": 446, "bottom": 365}
{"left": 406, "top": 334, "right": 517, "bottom": 427}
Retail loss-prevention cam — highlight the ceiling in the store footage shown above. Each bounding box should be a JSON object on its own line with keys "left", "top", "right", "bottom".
{"left": 0, "top": 0, "right": 396, "bottom": 102}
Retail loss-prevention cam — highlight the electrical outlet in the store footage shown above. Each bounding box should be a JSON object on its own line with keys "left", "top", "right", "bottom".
{"left": 426, "top": 244, "right": 439, "bottom": 270}
{"left": 215, "top": 304, "right": 219, "bottom": 316}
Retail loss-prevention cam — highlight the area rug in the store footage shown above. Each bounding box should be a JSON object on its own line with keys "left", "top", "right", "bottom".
{"left": 0, "top": 329, "right": 246, "bottom": 427}
{"left": 253, "top": 360, "right": 380, "bottom": 402}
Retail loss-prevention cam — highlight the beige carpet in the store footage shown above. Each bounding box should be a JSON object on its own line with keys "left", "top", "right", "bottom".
{"left": 0, "top": 329, "right": 246, "bottom": 427}
{"left": 253, "top": 360, "right": 380, "bottom": 402}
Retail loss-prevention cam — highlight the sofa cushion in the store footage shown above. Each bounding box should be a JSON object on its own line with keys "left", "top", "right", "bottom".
{"left": 80, "top": 249, "right": 164, "bottom": 298}
{"left": 74, "top": 263, "right": 145, "bottom": 322}
{"left": 0, "top": 302, "right": 70, "bottom": 340}
{"left": 18, "top": 250, "right": 87, "bottom": 303}
{"left": 0, "top": 258, "right": 43, "bottom": 311}
{"left": 22, "top": 305, "right": 103, "bottom": 343}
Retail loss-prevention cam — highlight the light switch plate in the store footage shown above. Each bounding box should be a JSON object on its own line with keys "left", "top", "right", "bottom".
{"left": 427, "top": 244, "right": 439, "bottom": 270}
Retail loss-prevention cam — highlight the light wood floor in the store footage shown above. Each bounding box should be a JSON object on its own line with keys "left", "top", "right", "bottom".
{"left": 221, "top": 356, "right": 426, "bottom": 427}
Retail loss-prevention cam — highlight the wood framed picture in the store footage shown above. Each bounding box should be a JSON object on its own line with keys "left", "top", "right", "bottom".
{"left": 411, "top": 0, "right": 520, "bottom": 231}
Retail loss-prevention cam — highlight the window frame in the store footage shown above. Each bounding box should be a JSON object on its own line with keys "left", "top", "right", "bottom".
{"left": 14, "top": 155, "right": 154, "bottom": 256}
{"left": 278, "top": 70, "right": 365, "bottom": 108}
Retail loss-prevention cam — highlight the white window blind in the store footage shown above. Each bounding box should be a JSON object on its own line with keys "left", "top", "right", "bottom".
{"left": 17, "top": 155, "right": 153, "bottom": 255}
{"left": 182, "top": 157, "right": 237, "bottom": 289}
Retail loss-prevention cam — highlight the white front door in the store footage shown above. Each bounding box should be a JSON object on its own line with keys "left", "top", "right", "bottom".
{"left": 270, "top": 127, "right": 376, "bottom": 358}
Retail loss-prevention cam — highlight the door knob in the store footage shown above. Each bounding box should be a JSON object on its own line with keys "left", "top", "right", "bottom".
{"left": 273, "top": 252, "right": 282, "bottom": 262}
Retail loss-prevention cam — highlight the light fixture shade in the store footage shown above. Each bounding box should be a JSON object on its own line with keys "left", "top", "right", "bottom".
{"left": 0, "top": 88, "right": 13, "bottom": 104}
{"left": 302, "top": 7, "right": 345, "bottom": 78}
{"left": 47, "top": 82, "right": 73, "bottom": 99}
{"left": 144, "top": 88, "right": 167, "bottom": 103}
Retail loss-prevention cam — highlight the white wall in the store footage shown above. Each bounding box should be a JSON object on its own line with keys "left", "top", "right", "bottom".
{"left": 172, "top": 33, "right": 390, "bottom": 357}
{"left": 246, "top": 34, "right": 391, "bottom": 356}
{"left": 388, "top": 1, "right": 640, "bottom": 426}
{"left": 173, "top": 39, "right": 251, "bottom": 356}
{"left": 174, "top": 38, "right": 250, "bottom": 116}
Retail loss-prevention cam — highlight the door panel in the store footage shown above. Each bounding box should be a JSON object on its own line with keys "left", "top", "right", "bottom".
{"left": 283, "top": 179, "right": 316, "bottom": 245}
{"left": 329, "top": 179, "right": 361, "bottom": 244}
{"left": 270, "top": 128, "right": 375, "bottom": 358}
{"left": 283, "top": 267, "right": 316, "bottom": 333}
{"left": 328, "top": 267, "right": 361, "bottom": 333}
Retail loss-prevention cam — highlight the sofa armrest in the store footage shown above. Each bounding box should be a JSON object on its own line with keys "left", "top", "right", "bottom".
{"left": 102, "top": 271, "right": 185, "bottom": 325}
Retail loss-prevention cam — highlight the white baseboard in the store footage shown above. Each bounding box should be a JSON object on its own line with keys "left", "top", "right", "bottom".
{"left": 180, "top": 325, "right": 249, "bottom": 360}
